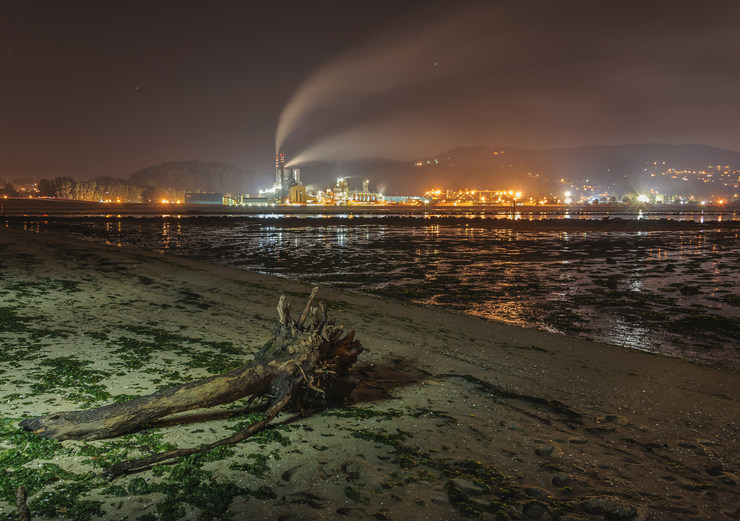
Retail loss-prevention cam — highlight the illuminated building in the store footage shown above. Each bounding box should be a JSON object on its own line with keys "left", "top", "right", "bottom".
{"left": 273, "top": 152, "right": 304, "bottom": 203}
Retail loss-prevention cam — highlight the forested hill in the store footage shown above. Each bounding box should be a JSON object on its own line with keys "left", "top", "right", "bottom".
{"left": 296, "top": 144, "right": 740, "bottom": 195}
{"left": 128, "top": 161, "right": 262, "bottom": 194}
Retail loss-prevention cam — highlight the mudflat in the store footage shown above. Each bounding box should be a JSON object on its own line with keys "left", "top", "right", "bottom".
{"left": 0, "top": 227, "right": 737, "bottom": 520}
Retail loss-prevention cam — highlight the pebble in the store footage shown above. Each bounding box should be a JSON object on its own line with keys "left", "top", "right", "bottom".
{"left": 580, "top": 495, "right": 642, "bottom": 521}
{"left": 523, "top": 501, "right": 547, "bottom": 519}
{"left": 551, "top": 473, "right": 571, "bottom": 487}
{"left": 535, "top": 445, "right": 555, "bottom": 457}
{"left": 524, "top": 487, "right": 551, "bottom": 500}
{"left": 449, "top": 478, "right": 487, "bottom": 496}
{"left": 431, "top": 495, "right": 450, "bottom": 506}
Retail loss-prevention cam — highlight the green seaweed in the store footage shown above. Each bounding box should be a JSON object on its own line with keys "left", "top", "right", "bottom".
{"left": 29, "top": 356, "right": 112, "bottom": 405}
{"left": 0, "top": 306, "right": 26, "bottom": 332}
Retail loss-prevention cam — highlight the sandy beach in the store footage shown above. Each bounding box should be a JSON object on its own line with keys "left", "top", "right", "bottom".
{"left": 0, "top": 227, "right": 738, "bottom": 520}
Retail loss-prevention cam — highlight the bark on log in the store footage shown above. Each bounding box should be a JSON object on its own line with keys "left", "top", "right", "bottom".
{"left": 16, "top": 486, "right": 31, "bottom": 521}
{"left": 19, "top": 288, "right": 363, "bottom": 442}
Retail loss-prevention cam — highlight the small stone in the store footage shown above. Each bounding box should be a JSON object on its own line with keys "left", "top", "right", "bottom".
{"left": 535, "top": 445, "right": 555, "bottom": 457}
{"left": 580, "top": 495, "right": 641, "bottom": 520}
{"left": 467, "top": 497, "right": 493, "bottom": 511}
{"left": 705, "top": 465, "right": 723, "bottom": 476}
{"left": 524, "top": 487, "right": 551, "bottom": 500}
{"left": 431, "top": 495, "right": 450, "bottom": 506}
{"left": 507, "top": 423, "right": 524, "bottom": 432}
{"left": 552, "top": 473, "right": 571, "bottom": 487}
{"left": 569, "top": 438, "right": 588, "bottom": 445}
{"left": 659, "top": 474, "right": 676, "bottom": 482}
{"left": 677, "top": 441, "right": 698, "bottom": 449}
{"left": 719, "top": 475, "right": 738, "bottom": 486}
{"left": 523, "top": 501, "right": 547, "bottom": 519}
{"left": 449, "top": 478, "right": 487, "bottom": 496}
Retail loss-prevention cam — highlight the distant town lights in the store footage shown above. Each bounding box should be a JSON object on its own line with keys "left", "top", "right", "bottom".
{"left": 637, "top": 194, "right": 650, "bottom": 203}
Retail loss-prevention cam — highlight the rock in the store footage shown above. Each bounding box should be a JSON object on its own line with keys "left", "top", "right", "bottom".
{"left": 606, "top": 275, "right": 621, "bottom": 289}
{"left": 466, "top": 496, "right": 494, "bottom": 511}
{"left": 569, "top": 438, "right": 588, "bottom": 445}
{"left": 431, "top": 495, "right": 450, "bottom": 506}
{"left": 719, "top": 475, "right": 738, "bottom": 486}
{"left": 524, "top": 487, "right": 551, "bottom": 500}
{"left": 705, "top": 465, "right": 724, "bottom": 476}
{"left": 523, "top": 501, "right": 548, "bottom": 519}
{"left": 449, "top": 478, "right": 487, "bottom": 496}
{"left": 580, "top": 495, "right": 643, "bottom": 521}
{"left": 507, "top": 423, "right": 525, "bottom": 432}
{"left": 552, "top": 473, "right": 571, "bottom": 487}
{"left": 535, "top": 445, "right": 556, "bottom": 457}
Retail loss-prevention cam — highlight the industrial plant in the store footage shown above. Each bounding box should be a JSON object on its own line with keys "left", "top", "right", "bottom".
{"left": 233, "top": 152, "right": 385, "bottom": 207}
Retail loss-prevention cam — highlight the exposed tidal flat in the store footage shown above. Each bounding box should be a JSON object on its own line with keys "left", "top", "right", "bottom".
{"left": 4, "top": 213, "right": 739, "bottom": 367}
{"left": 0, "top": 222, "right": 739, "bottom": 520}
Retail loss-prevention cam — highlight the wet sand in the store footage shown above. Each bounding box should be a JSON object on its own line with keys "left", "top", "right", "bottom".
{"left": 0, "top": 227, "right": 738, "bottom": 520}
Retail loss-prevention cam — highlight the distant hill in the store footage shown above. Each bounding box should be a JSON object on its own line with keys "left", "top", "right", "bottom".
{"left": 294, "top": 144, "right": 740, "bottom": 196}
{"left": 128, "top": 161, "right": 263, "bottom": 195}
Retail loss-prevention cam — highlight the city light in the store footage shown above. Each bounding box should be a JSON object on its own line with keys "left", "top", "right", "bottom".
{"left": 637, "top": 194, "right": 649, "bottom": 203}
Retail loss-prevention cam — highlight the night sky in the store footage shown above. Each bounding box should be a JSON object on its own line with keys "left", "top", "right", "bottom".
{"left": 2, "top": 0, "right": 739, "bottom": 181}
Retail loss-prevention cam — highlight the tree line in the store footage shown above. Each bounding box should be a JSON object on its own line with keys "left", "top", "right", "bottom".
{"left": 1, "top": 177, "right": 184, "bottom": 203}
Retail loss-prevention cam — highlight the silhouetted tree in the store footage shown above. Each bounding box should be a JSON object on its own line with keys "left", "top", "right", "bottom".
{"left": 37, "top": 179, "right": 56, "bottom": 197}
{"left": 0, "top": 182, "right": 18, "bottom": 197}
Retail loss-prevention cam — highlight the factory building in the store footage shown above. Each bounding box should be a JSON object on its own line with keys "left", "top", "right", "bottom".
{"left": 274, "top": 152, "right": 303, "bottom": 202}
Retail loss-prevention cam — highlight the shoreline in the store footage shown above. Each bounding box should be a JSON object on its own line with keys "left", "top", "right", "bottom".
{"left": 1, "top": 227, "right": 738, "bottom": 520}
{"left": 1, "top": 196, "right": 738, "bottom": 221}
{"left": 5, "top": 213, "right": 740, "bottom": 234}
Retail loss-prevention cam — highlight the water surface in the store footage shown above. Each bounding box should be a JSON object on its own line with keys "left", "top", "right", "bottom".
{"left": 7, "top": 215, "right": 739, "bottom": 367}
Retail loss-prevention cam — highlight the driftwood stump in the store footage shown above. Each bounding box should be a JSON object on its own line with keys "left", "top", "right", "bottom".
{"left": 20, "top": 288, "right": 363, "bottom": 477}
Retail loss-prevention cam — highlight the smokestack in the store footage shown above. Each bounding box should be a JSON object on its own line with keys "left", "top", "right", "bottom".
{"left": 275, "top": 153, "right": 286, "bottom": 192}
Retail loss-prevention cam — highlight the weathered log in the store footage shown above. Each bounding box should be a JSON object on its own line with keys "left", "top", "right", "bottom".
{"left": 20, "top": 288, "right": 363, "bottom": 442}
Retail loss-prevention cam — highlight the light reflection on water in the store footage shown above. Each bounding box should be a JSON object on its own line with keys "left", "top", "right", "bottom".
{"left": 8, "top": 216, "right": 740, "bottom": 366}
